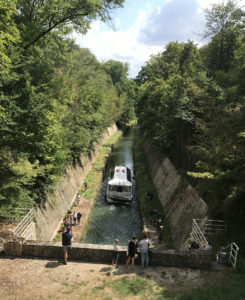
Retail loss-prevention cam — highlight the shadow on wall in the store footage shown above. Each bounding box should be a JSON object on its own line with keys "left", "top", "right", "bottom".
{"left": 144, "top": 141, "right": 207, "bottom": 250}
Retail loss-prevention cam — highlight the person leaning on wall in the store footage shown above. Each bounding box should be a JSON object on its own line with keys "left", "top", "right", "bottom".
{"left": 62, "top": 227, "right": 73, "bottom": 265}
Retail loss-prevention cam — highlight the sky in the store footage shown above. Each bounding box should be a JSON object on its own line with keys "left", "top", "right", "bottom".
{"left": 74, "top": 0, "right": 245, "bottom": 78}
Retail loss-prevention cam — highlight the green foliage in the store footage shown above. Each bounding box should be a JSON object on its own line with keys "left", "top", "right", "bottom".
{"left": 109, "top": 276, "right": 154, "bottom": 297}
{"left": 136, "top": 0, "right": 245, "bottom": 246}
{"left": 16, "top": 0, "right": 124, "bottom": 48}
{"left": 0, "top": 0, "right": 133, "bottom": 218}
{"left": 162, "top": 273, "right": 245, "bottom": 300}
{"left": 103, "top": 60, "right": 136, "bottom": 127}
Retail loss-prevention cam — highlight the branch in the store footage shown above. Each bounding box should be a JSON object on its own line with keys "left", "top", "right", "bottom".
{"left": 24, "top": 10, "right": 92, "bottom": 49}
{"left": 24, "top": 16, "right": 71, "bottom": 49}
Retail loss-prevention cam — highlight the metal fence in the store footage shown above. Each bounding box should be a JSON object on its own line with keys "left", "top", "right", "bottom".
{"left": 13, "top": 209, "right": 35, "bottom": 240}
{"left": 195, "top": 219, "right": 226, "bottom": 235}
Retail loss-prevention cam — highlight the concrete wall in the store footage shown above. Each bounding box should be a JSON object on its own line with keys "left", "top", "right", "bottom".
{"left": 35, "top": 125, "right": 118, "bottom": 241}
{"left": 3, "top": 239, "right": 212, "bottom": 269}
{"left": 144, "top": 142, "right": 208, "bottom": 249}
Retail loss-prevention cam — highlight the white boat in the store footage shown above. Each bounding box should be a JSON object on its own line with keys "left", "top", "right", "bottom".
{"left": 106, "top": 166, "right": 133, "bottom": 203}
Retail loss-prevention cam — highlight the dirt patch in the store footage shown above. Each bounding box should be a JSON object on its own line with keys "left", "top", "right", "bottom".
{"left": 0, "top": 256, "right": 223, "bottom": 300}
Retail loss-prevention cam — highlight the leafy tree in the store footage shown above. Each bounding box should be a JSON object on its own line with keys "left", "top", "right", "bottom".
{"left": 202, "top": 0, "right": 244, "bottom": 74}
{"left": 15, "top": 0, "right": 124, "bottom": 49}
{"left": 0, "top": 0, "right": 127, "bottom": 217}
{"left": 103, "top": 60, "right": 136, "bottom": 127}
{"left": 0, "top": 0, "right": 19, "bottom": 77}
{"left": 135, "top": 0, "right": 245, "bottom": 244}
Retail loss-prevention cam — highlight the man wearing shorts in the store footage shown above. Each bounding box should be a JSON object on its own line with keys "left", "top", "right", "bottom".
{"left": 62, "top": 227, "right": 73, "bottom": 265}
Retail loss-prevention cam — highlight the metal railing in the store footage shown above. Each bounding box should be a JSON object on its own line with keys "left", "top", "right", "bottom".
{"left": 195, "top": 219, "right": 226, "bottom": 235}
{"left": 224, "top": 242, "right": 239, "bottom": 269}
{"left": 191, "top": 219, "right": 208, "bottom": 248}
{"left": 13, "top": 209, "right": 34, "bottom": 240}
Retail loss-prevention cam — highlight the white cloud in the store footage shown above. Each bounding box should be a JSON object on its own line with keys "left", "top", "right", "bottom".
{"left": 138, "top": 0, "right": 206, "bottom": 46}
{"left": 74, "top": 9, "right": 163, "bottom": 77}
{"left": 74, "top": 0, "right": 245, "bottom": 78}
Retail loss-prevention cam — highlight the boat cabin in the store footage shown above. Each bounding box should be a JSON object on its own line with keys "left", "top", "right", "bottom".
{"left": 106, "top": 166, "right": 133, "bottom": 203}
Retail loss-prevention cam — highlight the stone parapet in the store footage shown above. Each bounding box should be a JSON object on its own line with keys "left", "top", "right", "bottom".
{"left": 4, "top": 240, "right": 212, "bottom": 269}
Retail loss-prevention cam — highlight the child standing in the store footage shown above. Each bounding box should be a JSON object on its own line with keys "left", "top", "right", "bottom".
{"left": 112, "top": 239, "right": 119, "bottom": 268}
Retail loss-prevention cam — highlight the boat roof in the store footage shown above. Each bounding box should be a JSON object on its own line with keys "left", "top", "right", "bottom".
{"left": 108, "top": 166, "right": 132, "bottom": 187}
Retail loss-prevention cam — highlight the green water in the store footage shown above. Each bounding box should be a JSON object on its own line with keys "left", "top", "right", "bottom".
{"left": 83, "top": 128, "right": 142, "bottom": 246}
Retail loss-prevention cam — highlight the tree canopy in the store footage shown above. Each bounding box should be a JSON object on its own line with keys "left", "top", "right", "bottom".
{"left": 0, "top": 0, "right": 135, "bottom": 219}
{"left": 135, "top": 0, "right": 245, "bottom": 242}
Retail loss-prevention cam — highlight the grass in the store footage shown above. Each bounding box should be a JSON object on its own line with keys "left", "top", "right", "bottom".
{"left": 92, "top": 284, "right": 105, "bottom": 294}
{"left": 52, "top": 130, "right": 122, "bottom": 242}
{"left": 109, "top": 276, "right": 156, "bottom": 297}
{"left": 78, "top": 130, "right": 123, "bottom": 200}
{"left": 161, "top": 272, "right": 245, "bottom": 300}
{"left": 107, "top": 271, "right": 245, "bottom": 300}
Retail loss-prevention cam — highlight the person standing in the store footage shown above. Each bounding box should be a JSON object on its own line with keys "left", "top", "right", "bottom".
{"left": 77, "top": 212, "right": 82, "bottom": 224}
{"left": 62, "top": 227, "right": 73, "bottom": 265}
{"left": 139, "top": 234, "right": 150, "bottom": 268}
{"left": 73, "top": 211, "right": 77, "bottom": 225}
{"left": 76, "top": 193, "right": 81, "bottom": 204}
{"left": 126, "top": 236, "right": 138, "bottom": 270}
{"left": 112, "top": 239, "right": 119, "bottom": 268}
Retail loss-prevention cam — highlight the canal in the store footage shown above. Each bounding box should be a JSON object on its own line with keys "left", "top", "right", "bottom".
{"left": 83, "top": 128, "right": 142, "bottom": 246}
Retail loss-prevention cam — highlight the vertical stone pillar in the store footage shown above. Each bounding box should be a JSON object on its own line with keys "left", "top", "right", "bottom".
{"left": 3, "top": 237, "right": 25, "bottom": 257}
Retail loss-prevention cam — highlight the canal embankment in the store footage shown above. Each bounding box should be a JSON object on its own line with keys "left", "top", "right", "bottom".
{"left": 53, "top": 129, "right": 123, "bottom": 243}
{"left": 143, "top": 140, "right": 207, "bottom": 250}
{"left": 4, "top": 126, "right": 212, "bottom": 269}
{"left": 34, "top": 125, "right": 120, "bottom": 241}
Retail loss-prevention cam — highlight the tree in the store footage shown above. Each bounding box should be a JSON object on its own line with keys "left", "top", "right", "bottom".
{"left": 15, "top": 0, "right": 125, "bottom": 49}
{"left": 0, "top": 0, "right": 127, "bottom": 217}
{"left": 202, "top": 0, "right": 244, "bottom": 73}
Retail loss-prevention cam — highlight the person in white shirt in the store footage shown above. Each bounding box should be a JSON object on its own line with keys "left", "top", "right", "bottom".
{"left": 72, "top": 212, "right": 77, "bottom": 225}
{"left": 139, "top": 234, "right": 150, "bottom": 268}
{"left": 112, "top": 239, "right": 119, "bottom": 268}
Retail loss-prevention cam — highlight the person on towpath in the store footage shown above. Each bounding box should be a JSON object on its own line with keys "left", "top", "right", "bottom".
{"left": 77, "top": 212, "right": 82, "bottom": 224}
{"left": 76, "top": 193, "right": 81, "bottom": 204}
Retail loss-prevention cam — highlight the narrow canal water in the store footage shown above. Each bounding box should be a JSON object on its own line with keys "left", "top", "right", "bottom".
{"left": 83, "top": 128, "right": 142, "bottom": 246}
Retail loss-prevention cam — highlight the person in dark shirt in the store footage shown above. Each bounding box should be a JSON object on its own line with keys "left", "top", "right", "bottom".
{"left": 126, "top": 236, "right": 138, "bottom": 270}
{"left": 189, "top": 239, "right": 200, "bottom": 250}
{"left": 62, "top": 227, "right": 73, "bottom": 265}
{"left": 77, "top": 212, "right": 82, "bottom": 224}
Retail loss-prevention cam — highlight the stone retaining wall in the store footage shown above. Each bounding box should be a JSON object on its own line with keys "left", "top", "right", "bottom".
{"left": 3, "top": 240, "right": 212, "bottom": 269}
{"left": 35, "top": 125, "right": 118, "bottom": 241}
{"left": 144, "top": 142, "right": 208, "bottom": 249}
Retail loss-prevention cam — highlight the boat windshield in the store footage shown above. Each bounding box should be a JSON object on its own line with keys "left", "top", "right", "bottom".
{"left": 109, "top": 185, "right": 131, "bottom": 193}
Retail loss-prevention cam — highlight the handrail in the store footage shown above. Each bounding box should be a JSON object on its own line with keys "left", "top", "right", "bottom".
{"left": 224, "top": 242, "right": 239, "bottom": 269}
{"left": 13, "top": 209, "right": 34, "bottom": 239}
{"left": 194, "top": 219, "right": 226, "bottom": 235}
{"left": 191, "top": 219, "right": 208, "bottom": 248}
